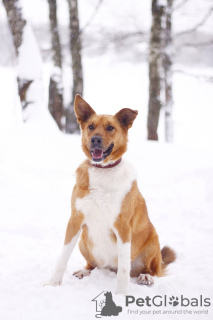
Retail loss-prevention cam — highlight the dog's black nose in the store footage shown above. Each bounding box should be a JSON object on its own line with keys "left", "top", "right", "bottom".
{"left": 91, "top": 135, "right": 102, "bottom": 147}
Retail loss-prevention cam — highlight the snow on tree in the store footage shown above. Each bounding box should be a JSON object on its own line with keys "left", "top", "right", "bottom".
{"left": 0, "top": 3, "right": 22, "bottom": 131}
{"left": 2, "top": 0, "right": 44, "bottom": 122}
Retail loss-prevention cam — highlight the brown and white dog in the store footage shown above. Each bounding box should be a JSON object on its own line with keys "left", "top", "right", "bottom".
{"left": 46, "top": 95, "right": 176, "bottom": 294}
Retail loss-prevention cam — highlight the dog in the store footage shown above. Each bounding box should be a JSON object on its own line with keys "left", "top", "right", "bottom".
{"left": 45, "top": 94, "right": 176, "bottom": 294}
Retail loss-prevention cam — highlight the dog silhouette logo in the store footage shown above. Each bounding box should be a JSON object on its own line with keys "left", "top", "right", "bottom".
{"left": 92, "top": 291, "right": 122, "bottom": 318}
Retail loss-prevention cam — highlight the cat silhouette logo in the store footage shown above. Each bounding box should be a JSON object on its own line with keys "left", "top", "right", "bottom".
{"left": 92, "top": 291, "right": 122, "bottom": 318}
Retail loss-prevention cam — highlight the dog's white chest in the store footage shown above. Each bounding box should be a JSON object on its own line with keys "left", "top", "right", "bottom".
{"left": 75, "top": 160, "right": 136, "bottom": 268}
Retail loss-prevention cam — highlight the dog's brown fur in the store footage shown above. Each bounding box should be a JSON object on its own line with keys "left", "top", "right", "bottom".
{"left": 65, "top": 95, "right": 176, "bottom": 279}
{"left": 46, "top": 95, "right": 176, "bottom": 292}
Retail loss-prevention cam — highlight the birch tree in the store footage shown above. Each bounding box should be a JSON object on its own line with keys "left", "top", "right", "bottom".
{"left": 66, "top": 0, "right": 83, "bottom": 133}
{"left": 147, "top": 0, "right": 164, "bottom": 141}
{"left": 163, "top": 0, "right": 173, "bottom": 142}
{"left": 47, "top": 0, "right": 64, "bottom": 130}
{"left": 147, "top": 0, "right": 212, "bottom": 142}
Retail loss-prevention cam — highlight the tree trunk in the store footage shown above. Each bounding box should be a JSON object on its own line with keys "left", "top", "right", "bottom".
{"left": 2, "top": 0, "right": 26, "bottom": 55}
{"left": 147, "top": 0, "right": 164, "bottom": 141}
{"left": 66, "top": 0, "right": 83, "bottom": 134}
{"left": 2, "top": 0, "right": 30, "bottom": 110}
{"left": 47, "top": 0, "right": 64, "bottom": 131}
{"left": 3, "top": 0, "right": 43, "bottom": 118}
{"left": 163, "top": 0, "right": 173, "bottom": 142}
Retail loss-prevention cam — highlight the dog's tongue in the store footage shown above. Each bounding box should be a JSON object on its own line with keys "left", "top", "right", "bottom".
{"left": 93, "top": 148, "right": 103, "bottom": 159}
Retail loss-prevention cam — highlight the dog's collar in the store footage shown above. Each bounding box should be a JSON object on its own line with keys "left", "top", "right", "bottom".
{"left": 92, "top": 158, "right": 122, "bottom": 169}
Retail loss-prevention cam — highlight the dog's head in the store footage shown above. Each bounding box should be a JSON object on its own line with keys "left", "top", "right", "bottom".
{"left": 74, "top": 95, "right": 138, "bottom": 164}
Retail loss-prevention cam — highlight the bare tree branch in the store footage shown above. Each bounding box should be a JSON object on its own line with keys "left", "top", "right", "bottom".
{"left": 172, "top": 0, "right": 190, "bottom": 12}
{"left": 80, "top": 0, "right": 104, "bottom": 33}
{"left": 173, "top": 69, "right": 213, "bottom": 82}
{"left": 174, "top": 39, "right": 213, "bottom": 54}
{"left": 81, "top": 28, "right": 148, "bottom": 56}
{"left": 100, "top": 31, "right": 145, "bottom": 44}
{"left": 175, "top": 7, "right": 213, "bottom": 38}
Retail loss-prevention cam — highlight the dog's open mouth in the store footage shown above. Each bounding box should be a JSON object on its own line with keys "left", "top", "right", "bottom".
{"left": 91, "top": 144, "right": 114, "bottom": 162}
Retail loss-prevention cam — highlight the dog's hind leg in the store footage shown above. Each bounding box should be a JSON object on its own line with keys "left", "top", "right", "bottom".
{"left": 73, "top": 263, "right": 94, "bottom": 279}
{"left": 137, "top": 273, "right": 154, "bottom": 285}
{"left": 131, "top": 232, "right": 162, "bottom": 286}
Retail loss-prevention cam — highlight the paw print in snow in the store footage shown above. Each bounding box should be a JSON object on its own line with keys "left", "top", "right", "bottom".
{"left": 169, "top": 296, "right": 179, "bottom": 307}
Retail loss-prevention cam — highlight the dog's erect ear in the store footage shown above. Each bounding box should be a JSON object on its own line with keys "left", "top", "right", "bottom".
{"left": 115, "top": 108, "right": 138, "bottom": 129}
{"left": 74, "top": 94, "right": 96, "bottom": 125}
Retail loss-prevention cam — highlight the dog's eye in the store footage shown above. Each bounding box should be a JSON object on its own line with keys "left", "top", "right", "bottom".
{"left": 88, "top": 124, "right": 94, "bottom": 130}
{"left": 107, "top": 126, "right": 114, "bottom": 131}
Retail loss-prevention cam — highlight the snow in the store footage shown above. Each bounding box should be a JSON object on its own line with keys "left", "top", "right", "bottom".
{"left": 1, "top": 0, "right": 213, "bottom": 319}
{"left": 18, "top": 22, "right": 44, "bottom": 122}
{"left": 1, "top": 127, "right": 213, "bottom": 320}
{"left": 0, "top": 67, "right": 23, "bottom": 132}
{"left": 0, "top": 4, "right": 22, "bottom": 132}
{"left": 18, "top": 23, "right": 42, "bottom": 80}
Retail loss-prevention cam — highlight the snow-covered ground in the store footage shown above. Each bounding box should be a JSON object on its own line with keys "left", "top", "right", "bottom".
{"left": 1, "top": 48, "right": 213, "bottom": 320}
{"left": 1, "top": 0, "right": 213, "bottom": 319}
{"left": 1, "top": 124, "right": 213, "bottom": 320}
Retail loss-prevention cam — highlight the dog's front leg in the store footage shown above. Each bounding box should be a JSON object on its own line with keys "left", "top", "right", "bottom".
{"left": 114, "top": 228, "right": 131, "bottom": 295}
{"left": 45, "top": 212, "right": 84, "bottom": 286}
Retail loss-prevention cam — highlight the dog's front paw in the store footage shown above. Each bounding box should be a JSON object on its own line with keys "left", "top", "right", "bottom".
{"left": 137, "top": 274, "right": 154, "bottom": 286}
{"left": 116, "top": 282, "right": 129, "bottom": 295}
{"left": 43, "top": 272, "right": 64, "bottom": 286}
{"left": 43, "top": 278, "right": 61, "bottom": 286}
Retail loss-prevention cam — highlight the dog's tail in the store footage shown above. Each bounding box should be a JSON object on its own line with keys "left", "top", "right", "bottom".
{"left": 161, "top": 246, "right": 176, "bottom": 274}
